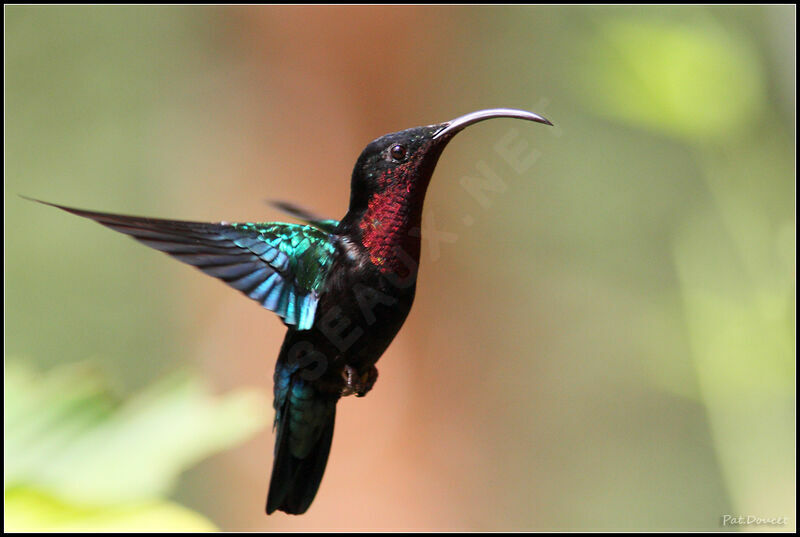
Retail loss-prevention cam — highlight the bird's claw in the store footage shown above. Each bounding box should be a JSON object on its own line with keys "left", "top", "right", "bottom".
{"left": 341, "top": 365, "right": 378, "bottom": 397}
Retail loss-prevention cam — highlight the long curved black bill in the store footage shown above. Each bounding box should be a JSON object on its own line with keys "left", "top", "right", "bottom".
{"left": 433, "top": 108, "right": 552, "bottom": 140}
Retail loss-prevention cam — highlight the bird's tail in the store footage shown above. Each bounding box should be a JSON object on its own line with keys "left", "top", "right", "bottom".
{"left": 266, "top": 358, "right": 338, "bottom": 515}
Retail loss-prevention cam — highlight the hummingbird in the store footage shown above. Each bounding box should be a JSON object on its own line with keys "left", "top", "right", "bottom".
{"left": 30, "top": 108, "right": 552, "bottom": 515}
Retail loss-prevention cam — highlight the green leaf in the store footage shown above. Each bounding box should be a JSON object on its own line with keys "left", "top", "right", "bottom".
{"left": 5, "top": 361, "right": 269, "bottom": 504}
{"left": 5, "top": 487, "right": 217, "bottom": 532}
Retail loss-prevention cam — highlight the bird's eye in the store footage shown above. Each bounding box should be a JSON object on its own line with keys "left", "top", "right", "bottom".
{"left": 389, "top": 144, "right": 407, "bottom": 161}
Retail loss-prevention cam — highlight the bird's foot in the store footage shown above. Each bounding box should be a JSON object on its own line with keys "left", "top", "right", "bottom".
{"left": 341, "top": 365, "right": 378, "bottom": 398}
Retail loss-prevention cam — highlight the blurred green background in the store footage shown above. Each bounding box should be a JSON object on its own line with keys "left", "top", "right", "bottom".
{"left": 5, "top": 5, "right": 795, "bottom": 531}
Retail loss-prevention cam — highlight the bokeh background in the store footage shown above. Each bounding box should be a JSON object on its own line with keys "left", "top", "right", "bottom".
{"left": 5, "top": 5, "right": 795, "bottom": 532}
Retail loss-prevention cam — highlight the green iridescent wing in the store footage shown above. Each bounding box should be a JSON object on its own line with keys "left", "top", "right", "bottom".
{"left": 40, "top": 201, "right": 337, "bottom": 330}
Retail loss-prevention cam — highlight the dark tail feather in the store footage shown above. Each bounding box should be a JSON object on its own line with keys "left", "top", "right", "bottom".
{"left": 266, "top": 389, "right": 337, "bottom": 515}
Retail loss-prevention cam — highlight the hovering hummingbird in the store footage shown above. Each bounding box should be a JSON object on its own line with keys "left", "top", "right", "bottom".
{"left": 31, "top": 108, "right": 552, "bottom": 515}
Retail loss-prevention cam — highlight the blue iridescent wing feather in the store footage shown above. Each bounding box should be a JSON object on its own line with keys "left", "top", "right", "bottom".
{"left": 39, "top": 201, "right": 336, "bottom": 330}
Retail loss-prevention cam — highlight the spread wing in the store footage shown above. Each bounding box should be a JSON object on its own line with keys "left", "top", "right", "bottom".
{"left": 37, "top": 200, "right": 337, "bottom": 330}
{"left": 269, "top": 200, "right": 340, "bottom": 234}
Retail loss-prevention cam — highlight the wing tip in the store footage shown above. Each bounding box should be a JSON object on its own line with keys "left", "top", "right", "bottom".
{"left": 20, "top": 195, "right": 64, "bottom": 211}
{"left": 20, "top": 196, "right": 123, "bottom": 222}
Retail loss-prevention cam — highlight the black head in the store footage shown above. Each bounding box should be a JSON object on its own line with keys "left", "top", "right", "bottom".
{"left": 347, "top": 124, "right": 443, "bottom": 210}
{"left": 342, "top": 108, "right": 552, "bottom": 233}
{"left": 347, "top": 108, "right": 551, "bottom": 209}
